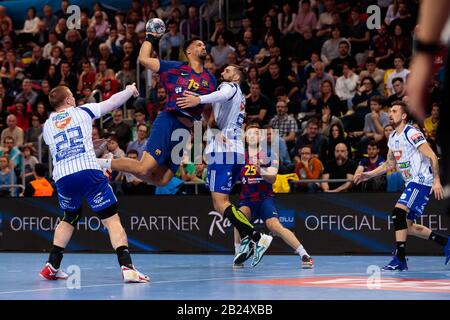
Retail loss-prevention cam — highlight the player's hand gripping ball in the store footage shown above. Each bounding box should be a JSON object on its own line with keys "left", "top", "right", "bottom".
{"left": 146, "top": 18, "right": 166, "bottom": 37}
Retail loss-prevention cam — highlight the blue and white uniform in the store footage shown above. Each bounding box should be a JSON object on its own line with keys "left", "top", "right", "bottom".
{"left": 388, "top": 124, "right": 433, "bottom": 220}
{"left": 203, "top": 82, "right": 246, "bottom": 194}
{"left": 43, "top": 88, "right": 134, "bottom": 213}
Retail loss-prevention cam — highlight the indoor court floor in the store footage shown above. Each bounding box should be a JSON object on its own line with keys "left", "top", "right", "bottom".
{"left": 0, "top": 253, "right": 449, "bottom": 300}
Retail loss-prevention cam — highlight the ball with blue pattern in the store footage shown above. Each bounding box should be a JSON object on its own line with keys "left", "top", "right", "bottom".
{"left": 145, "top": 18, "right": 166, "bottom": 36}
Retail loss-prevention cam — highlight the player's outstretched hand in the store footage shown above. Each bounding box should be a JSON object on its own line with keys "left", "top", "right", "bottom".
{"left": 431, "top": 179, "right": 444, "bottom": 200}
{"left": 353, "top": 172, "right": 370, "bottom": 185}
{"left": 126, "top": 82, "right": 140, "bottom": 98}
{"left": 176, "top": 91, "right": 200, "bottom": 109}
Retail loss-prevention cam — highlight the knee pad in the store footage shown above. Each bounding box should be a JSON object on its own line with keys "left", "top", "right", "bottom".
{"left": 97, "top": 202, "right": 118, "bottom": 220}
{"left": 392, "top": 207, "right": 408, "bottom": 231}
{"left": 62, "top": 208, "right": 82, "bottom": 227}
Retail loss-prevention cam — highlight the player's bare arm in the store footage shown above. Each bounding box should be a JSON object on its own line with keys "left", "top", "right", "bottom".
{"left": 139, "top": 38, "right": 161, "bottom": 72}
{"left": 418, "top": 142, "right": 444, "bottom": 200}
{"left": 354, "top": 149, "right": 396, "bottom": 184}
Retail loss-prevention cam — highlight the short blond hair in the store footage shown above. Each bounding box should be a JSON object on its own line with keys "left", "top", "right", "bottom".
{"left": 49, "top": 86, "right": 70, "bottom": 109}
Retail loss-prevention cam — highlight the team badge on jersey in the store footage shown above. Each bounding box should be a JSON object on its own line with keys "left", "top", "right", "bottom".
{"left": 201, "top": 79, "right": 209, "bottom": 87}
{"left": 155, "top": 149, "right": 162, "bottom": 156}
{"left": 52, "top": 112, "right": 72, "bottom": 129}
{"left": 393, "top": 150, "right": 402, "bottom": 161}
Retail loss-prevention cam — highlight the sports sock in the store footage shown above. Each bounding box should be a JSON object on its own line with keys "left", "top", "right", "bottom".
{"left": 48, "top": 245, "right": 64, "bottom": 269}
{"left": 234, "top": 243, "right": 240, "bottom": 255}
{"left": 116, "top": 246, "right": 133, "bottom": 268}
{"left": 395, "top": 242, "right": 406, "bottom": 262}
{"left": 224, "top": 205, "right": 261, "bottom": 242}
{"left": 429, "top": 232, "right": 449, "bottom": 246}
{"left": 295, "top": 245, "right": 308, "bottom": 257}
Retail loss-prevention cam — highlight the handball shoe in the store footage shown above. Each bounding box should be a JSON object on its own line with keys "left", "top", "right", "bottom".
{"left": 39, "top": 263, "right": 68, "bottom": 280}
{"left": 251, "top": 234, "right": 273, "bottom": 267}
{"left": 121, "top": 265, "right": 150, "bottom": 283}
{"left": 382, "top": 256, "right": 408, "bottom": 271}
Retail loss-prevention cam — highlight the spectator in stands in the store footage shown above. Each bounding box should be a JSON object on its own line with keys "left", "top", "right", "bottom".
{"left": 64, "top": 29, "right": 83, "bottom": 58}
{"left": 211, "top": 34, "right": 235, "bottom": 70}
{"left": 0, "top": 6, "right": 13, "bottom": 36}
{"left": 0, "top": 136, "right": 22, "bottom": 169}
{"left": 278, "top": 2, "right": 296, "bottom": 37}
{"left": 293, "top": 118, "right": 328, "bottom": 162}
{"left": 385, "top": 0, "right": 402, "bottom": 26}
{"left": 293, "top": 26, "right": 321, "bottom": 63}
{"left": 319, "top": 104, "right": 344, "bottom": 138}
{"left": 25, "top": 46, "right": 50, "bottom": 81}
{"left": 182, "top": 6, "right": 202, "bottom": 39}
{"left": 321, "top": 143, "right": 356, "bottom": 192}
{"left": 316, "top": 79, "right": 344, "bottom": 117}
{"left": 160, "top": 19, "right": 185, "bottom": 61}
{"left": 81, "top": 27, "right": 101, "bottom": 61}
{"left": 354, "top": 140, "right": 386, "bottom": 191}
{"left": 7, "top": 98, "right": 31, "bottom": 132}
{"left": 24, "top": 113, "right": 42, "bottom": 151}
{"left": 261, "top": 62, "right": 298, "bottom": 102}
{"left": 21, "top": 144, "right": 39, "bottom": 182}
{"left": 378, "top": 123, "right": 394, "bottom": 160}
{"left": 104, "top": 109, "right": 131, "bottom": 151}
{"left": 269, "top": 99, "right": 298, "bottom": 149}
{"left": 101, "top": 71, "right": 119, "bottom": 101}
{"left": 18, "top": 7, "right": 40, "bottom": 44}
{"left": 315, "top": 0, "right": 337, "bottom": 38}
{"left": 45, "top": 64, "right": 59, "bottom": 89}
{"left": 34, "top": 101, "right": 49, "bottom": 123}
{"left": 347, "top": 7, "right": 370, "bottom": 64}
{"left": 23, "top": 163, "right": 54, "bottom": 197}
{"left": 15, "top": 79, "right": 38, "bottom": 107}
{"left": 304, "top": 61, "right": 335, "bottom": 112}
{"left": 0, "top": 49, "right": 23, "bottom": 88}
{"left": 386, "top": 54, "right": 410, "bottom": 95}
{"left": 98, "top": 43, "right": 118, "bottom": 72}
{"left": 245, "top": 82, "right": 269, "bottom": 126}
{"left": 389, "top": 1, "right": 414, "bottom": 36}
{"left": 91, "top": 10, "right": 109, "bottom": 40}
{"left": 386, "top": 77, "right": 406, "bottom": 106}
{"left": 34, "top": 20, "right": 49, "bottom": 48}
{"left": 49, "top": 45, "right": 63, "bottom": 69}
{"left": 335, "top": 62, "right": 358, "bottom": 109}
{"left": 0, "top": 155, "right": 16, "bottom": 197}
{"left": 104, "top": 134, "right": 126, "bottom": 161}
{"left": 294, "top": 0, "right": 317, "bottom": 34}
{"left": 77, "top": 60, "right": 97, "bottom": 93}
{"left": 162, "top": 0, "right": 186, "bottom": 19}
{"left": 260, "top": 14, "right": 281, "bottom": 45}
{"left": 321, "top": 26, "right": 350, "bottom": 66}
{"left": 116, "top": 58, "right": 136, "bottom": 89}
{"left": 347, "top": 76, "right": 380, "bottom": 132}
{"left": 362, "top": 96, "right": 390, "bottom": 142}
{"left": 127, "top": 123, "right": 148, "bottom": 160}
{"left": 391, "top": 23, "right": 412, "bottom": 59}
{"left": 201, "top": 0, "right": 220, "bottom": 25}
{"left": 327, "top": 40, "right": 357, "bottom": 77}
{"left": 41, "top": 5, "right": 57, "bottom": 31}
{"left": 55, "top": 17, "right": 68, "bottom": 43}
{"left": 42, "top": 31, "right": 64, "bottom": 59}
{"left": 1, "top": 115, "right": 24, "bottom": 147}
{"left": 294, "top": 145, "right": 323, "bottom": 192}
{"left": 210, "top": 18, "right": 235, "bottom": 47}
{"left": 262, "top": 125, "right": 292, "bottom": 167}
{"left": 368, "top": 22, "right": 392, "bottom": 69}
{"left": 58, "top": 61, "right": 78, "bottom": 94}
{"left": 327, "top": 123, "right": 351, "bottom": 160}
{"left": 424, "top": 103, "right": 439, "bottom": 141}
{"left": 359, "top": 57, "right": 385, "bottom": 94}
{"left": 242, "top": 30, "right": 260, "bottom": 60}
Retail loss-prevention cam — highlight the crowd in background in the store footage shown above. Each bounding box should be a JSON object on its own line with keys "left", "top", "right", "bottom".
{"left": 0, "top": 0, "right": 445, "bottom": 197}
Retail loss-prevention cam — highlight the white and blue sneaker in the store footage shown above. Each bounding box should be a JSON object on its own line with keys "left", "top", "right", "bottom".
{"left": 382, "top": 256, "right": 408, "bottom": 271}
{"left": 233, "top": 236, "right": 255, "bottom": 265}
{"left": 444, "top": 239, "right": 450, "bottom": 265}
{"left": 251, "top": 234, "right": 273, "bottom": 267}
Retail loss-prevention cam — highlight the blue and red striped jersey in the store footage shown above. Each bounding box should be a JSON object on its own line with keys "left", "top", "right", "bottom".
{"left": 239, "top": 152, "right": 274, "bottom": 202}
{"left": 159, "top": 60, "right": 216, "bottom": 120}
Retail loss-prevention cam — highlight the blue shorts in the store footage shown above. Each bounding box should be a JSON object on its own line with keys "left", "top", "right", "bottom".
{"left": 145, "top": 111, "right": 189, "bottom": 174}
{"left": 238, "top": 197, "right": 278, "bottom": 222}
{"left": 55, "top": 169, "right": 117, "bottom": 213}
{"left": 396, "top": 181, "right": 432, "bottom": 221}
{"left": 205, "top": 153, "right": 244, "bottom": 194}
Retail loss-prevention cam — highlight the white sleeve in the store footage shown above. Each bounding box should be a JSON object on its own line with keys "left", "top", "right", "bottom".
{"left": 80, "top": 87, "right": 134, "bottom": 119}
{"left": 199, "top": 83, "right": 236, "bottom": 105}
{"left": 406, "top": 127, "right": 427, "bottom": 149}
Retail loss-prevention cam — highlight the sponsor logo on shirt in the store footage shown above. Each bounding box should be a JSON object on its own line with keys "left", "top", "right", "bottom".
{"left": 411, "top": 133, "right": 425, "bottom": 144}
{"left": 398, "top": 161, "right": 411, "bottom": 169}
{"left": 155, "top": 149, "right": 161, "bottom": 156}
{"left": 52, "top": 112, "right": 72, "bottom": 129}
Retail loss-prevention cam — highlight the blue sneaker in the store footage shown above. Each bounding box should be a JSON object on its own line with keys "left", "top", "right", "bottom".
{"left": 233, "top": 236, "right": 255, "bottom": 265}
{"left": 382, "top": 256, "right": 408, "bottom": 271}
{"left": 444, "top": 239, "right": 450, "bottom": 265}
{"left": 251, "top": 234, "right": 273, "bottom": 267}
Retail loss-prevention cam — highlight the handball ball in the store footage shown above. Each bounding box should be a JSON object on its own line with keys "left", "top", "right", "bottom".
{"left": 146, "top": 18, "right": 166, "bottom": 36}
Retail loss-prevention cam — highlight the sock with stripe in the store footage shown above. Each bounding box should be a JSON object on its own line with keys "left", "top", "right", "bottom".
{"left": 295, "top": 245, "right": 308, "bottom": 258}
{"left": 429, "top": 232, "right": 449, "bottom": 246}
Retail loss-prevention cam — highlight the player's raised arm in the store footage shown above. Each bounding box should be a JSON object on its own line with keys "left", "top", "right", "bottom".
{"left": 83, "top": 83, "right": 139, "bottom": 118}
{"left": 139, "top": 40, "right": 161, "bottom": 72}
